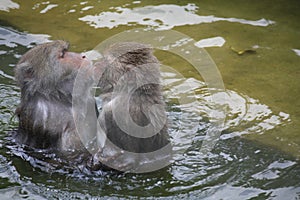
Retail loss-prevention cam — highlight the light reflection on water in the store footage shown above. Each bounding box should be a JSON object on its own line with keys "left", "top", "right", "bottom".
{"left": 162, "top": 73, "right": 291, "bottom": 143}
{"left": 79, "top": 4, "right": 275, "bottom": 30}
{"left": 0, "top": 26, "right": 50, "bottom": 48}
{"left": 0, "top": 0, "right": 19, "bottom": 12}
{"left": 292, "top": 49, "right": 300, "bottom": 57}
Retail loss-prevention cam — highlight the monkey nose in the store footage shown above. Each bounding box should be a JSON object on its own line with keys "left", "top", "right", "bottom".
{"left": 81, "top": 53, "right": 87, "bottom": 59}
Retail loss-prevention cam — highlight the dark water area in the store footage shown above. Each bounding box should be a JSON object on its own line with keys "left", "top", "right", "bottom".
{"left": 0, "top": 0, "right": 299, "bottom": 199}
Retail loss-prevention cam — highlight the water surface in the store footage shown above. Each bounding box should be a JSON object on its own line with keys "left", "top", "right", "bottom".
{"left": 0, "top": 0, "right": 299, "bottom": 199}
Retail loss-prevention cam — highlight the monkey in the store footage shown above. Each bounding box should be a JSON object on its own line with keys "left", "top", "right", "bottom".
{"left": 91, "top": 42, "right": 171, "bottom": 172}
{"left": 14, "top": 40, "right": 94, "bottom": 159}
{"left": 14, "top": 40, "right": 171, "bottom": 173}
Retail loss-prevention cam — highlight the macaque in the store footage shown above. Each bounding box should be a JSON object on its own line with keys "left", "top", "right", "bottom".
{"left": 14, "top": 40, "right": 171, "bottom": 173}
{"left": 91, "top": 42, "right": 171, "bottom": 172}
{"left": 14, "top": 40, "right": 92, "bottom": 156}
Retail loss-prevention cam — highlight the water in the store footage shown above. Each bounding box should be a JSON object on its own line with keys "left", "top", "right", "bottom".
{"left": 0, "top": 0, "right": 299, "bottom": 199}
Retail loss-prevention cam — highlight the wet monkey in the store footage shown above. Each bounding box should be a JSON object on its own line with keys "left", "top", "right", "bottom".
{"left": 91, "top": 42, "right": 170, "bottom": 171}
{"left": 14, "top": 40, "right": 170, "bottom": 172}
{"left": 14, "top": 40, "right": 92, "bottom": 152}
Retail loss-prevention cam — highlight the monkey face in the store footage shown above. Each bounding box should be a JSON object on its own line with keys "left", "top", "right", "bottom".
{"left": 15, "top": 40, "right": 92, "bottom": 88}
{"left": 59, "top": 51, "right": 90, "bottom": 70}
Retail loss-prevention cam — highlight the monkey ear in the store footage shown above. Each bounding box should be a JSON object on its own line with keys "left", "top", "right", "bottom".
{"left": 15, "top": 61, "right": 34, "bottom": 86}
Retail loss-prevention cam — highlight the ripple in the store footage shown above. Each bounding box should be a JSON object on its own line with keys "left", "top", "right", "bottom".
{"left": 161, "top": 70, "right": 291, "bottom": 145}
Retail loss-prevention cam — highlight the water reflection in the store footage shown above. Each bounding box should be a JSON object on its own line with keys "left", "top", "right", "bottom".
{"left": 39, "top": 4, "right": 58, "bottom": 14}
{"left": 0, "top": 26, "right": 50, "bottom": 48}
{"left": 0, "top": 0, "right": 19, "bottom": 12}
{"left": 162, "top": 73, "right": 291, "bottom": 143}
{"left": 252, "top": 160, "right": 296, "bottom": 180}
{"left": 195, "top": 36, "right": 226, "bottom": 48}
{"left": 0, "top": 84, "right": 19, "bottom": 131}
{"left": 200, "top": 185, "right": 300, "bottom": 200}
{"left": 292, "top": 49, "right": 300, "bottom": 57}
{"left": 79, "top": 4, "right": 275, "bottom": 30}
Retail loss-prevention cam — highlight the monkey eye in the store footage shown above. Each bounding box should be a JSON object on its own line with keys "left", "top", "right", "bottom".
{"left": 60, "top": 49, "right": 67, "bottom": 58}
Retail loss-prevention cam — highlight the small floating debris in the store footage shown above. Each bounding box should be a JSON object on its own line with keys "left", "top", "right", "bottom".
{"left": 230, "top": 46, "right": 257, "bottom": 55}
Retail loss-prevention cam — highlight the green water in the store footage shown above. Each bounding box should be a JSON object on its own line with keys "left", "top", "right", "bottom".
{"left": 0, "top": 0, "right": 299, "bottom": 199}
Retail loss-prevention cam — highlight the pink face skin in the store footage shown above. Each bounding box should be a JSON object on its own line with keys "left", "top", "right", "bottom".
{"left": 59, "top": 51, "right": 92, "bottom": 70}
